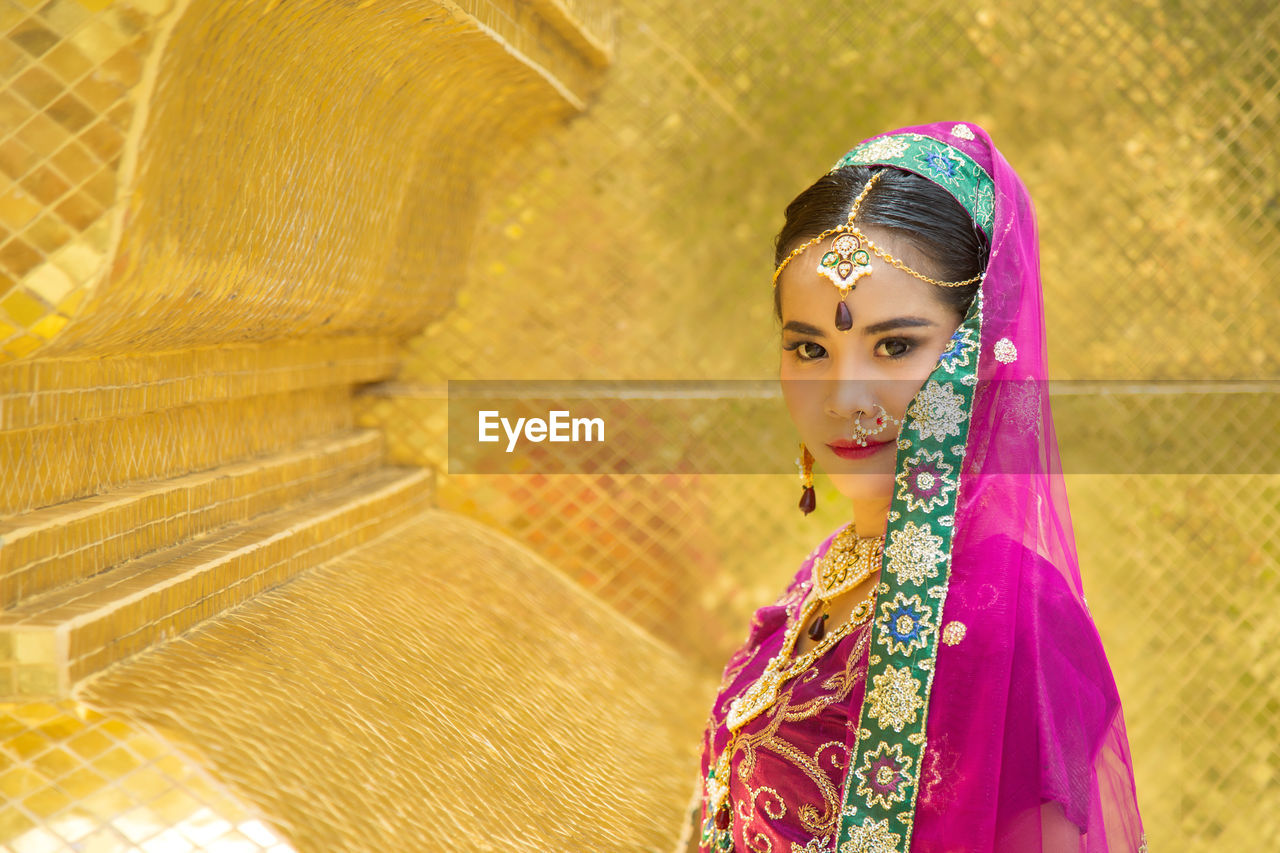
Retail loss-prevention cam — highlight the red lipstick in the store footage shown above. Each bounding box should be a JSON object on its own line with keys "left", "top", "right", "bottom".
{"left": 826, "top": 439, "right": 894, "bottom": 460}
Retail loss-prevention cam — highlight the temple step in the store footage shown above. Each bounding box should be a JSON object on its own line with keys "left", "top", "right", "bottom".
{"left": 0, "top": 430, "right": 386, "bottom": 610}
{"left": 0, "top": 465, "right": 431, "bottom": 699}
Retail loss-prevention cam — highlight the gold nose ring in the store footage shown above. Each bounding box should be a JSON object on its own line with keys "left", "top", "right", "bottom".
{"left": 850, "top": 403, "right": 901, "bottom": 447}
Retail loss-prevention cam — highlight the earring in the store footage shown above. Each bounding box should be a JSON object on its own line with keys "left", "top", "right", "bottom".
{"left": 797, "top": 442, "right": 816, "bottom": 515}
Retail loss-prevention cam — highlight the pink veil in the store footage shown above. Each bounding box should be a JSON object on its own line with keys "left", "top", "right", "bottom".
{"left": 830, "top": 123, "right": 1146, "bottom": 851}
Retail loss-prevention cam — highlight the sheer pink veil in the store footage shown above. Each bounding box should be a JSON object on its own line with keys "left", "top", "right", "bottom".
{"left": 870, "top": 123, "right": 1147, "bottom": 851}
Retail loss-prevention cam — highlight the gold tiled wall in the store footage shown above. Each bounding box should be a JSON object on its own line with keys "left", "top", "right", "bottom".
{"left": 1, "top": 0, "right": 593, "bottom": 362}
{"left": 5, "top": 0, "right": 674, "bottom": 851}
{"left": 366, "top": 1, "right": 1280, "bottom": 849}
{"left": 4, "top": 498, "right": 712, "bottom": 853}
{"left": 1, "top": 0, "right": 170, "bottom": 361}
{"left": 0, "top": 338, "right": 399, "bottom": 515}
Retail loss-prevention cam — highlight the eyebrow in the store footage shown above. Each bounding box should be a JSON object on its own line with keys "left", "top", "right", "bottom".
{"left": 781, "top": 316, "right": 937, "bottom": 336}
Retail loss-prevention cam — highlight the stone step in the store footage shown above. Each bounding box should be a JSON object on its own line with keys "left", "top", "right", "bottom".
{"left": 0, "top": 466, "right": 431, "bottom": 699}
{"left": 0, "top": 430, "right": 385, "bottom": 610}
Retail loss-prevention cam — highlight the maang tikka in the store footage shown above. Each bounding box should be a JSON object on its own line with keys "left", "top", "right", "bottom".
{"left": 771, "top": 170, "right": 982, "bottom": 332}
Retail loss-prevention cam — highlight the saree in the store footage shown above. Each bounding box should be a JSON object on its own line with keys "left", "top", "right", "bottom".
{"left": 696, "top": 122, "right": 1146, "bottom": 852}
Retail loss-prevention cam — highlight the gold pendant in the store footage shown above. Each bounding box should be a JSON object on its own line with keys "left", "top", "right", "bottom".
{"left": 811, "top": 525, "right": 882, "bottom": 600}
{"left": 726, "top": 668, "right": 782, "bottom": 731}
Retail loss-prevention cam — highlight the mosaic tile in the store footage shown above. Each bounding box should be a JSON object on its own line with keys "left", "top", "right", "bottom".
{"left": 0, "top": 701, "right": 289, "bottom": 852}
{"left": 74, "top": 511, "right": 707, "bottom": 851}
{"left": 0, "top": 0, "right": 610, "bottom": 363}
{"left": 1, "top": 430, "right": 385, "bottom": 608}
{"left": 2, "top": 468, "right": 431, "bottom": 698}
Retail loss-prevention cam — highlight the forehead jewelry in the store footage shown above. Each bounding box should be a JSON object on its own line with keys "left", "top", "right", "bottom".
{"left": 850, "top": 403, "right": 902, "bottom": 447}
{"left": 771, "top": 171, "right": 984, "bottom": 332}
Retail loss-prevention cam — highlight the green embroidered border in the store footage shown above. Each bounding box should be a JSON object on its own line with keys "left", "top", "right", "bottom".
{"left": 830, "top": 133, "right": 994, "bottom": 237}
{"left": 836, "top": 285, "right": 983, "bottom": 853}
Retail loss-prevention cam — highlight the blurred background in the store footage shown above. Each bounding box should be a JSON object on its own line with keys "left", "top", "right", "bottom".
{"left": 1, "top": 0, "right": 1277, "bottom": 849}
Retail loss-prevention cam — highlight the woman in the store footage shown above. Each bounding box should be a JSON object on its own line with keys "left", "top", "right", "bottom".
{"left": 690, "top": 122, "right": 1145, "bottom": 852}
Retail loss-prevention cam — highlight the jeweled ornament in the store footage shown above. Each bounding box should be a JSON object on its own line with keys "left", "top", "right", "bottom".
{"left": 771, "top": 169, "right": 984, "bottom": 339}
{"left": 818, "top": 233, "right": 871, "bottom": 330}
{"left": 833, "top": 299, "right": 853, "bottom": 331}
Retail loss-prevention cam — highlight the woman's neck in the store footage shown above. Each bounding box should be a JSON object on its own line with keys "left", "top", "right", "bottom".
{"left": 850, "top": 497, "right": 891, "bottom": 537}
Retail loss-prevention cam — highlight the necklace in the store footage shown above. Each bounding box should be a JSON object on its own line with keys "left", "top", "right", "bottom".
{"left": 704, "top": 524, "right": 883, "bottom": 839}
{"left": 806, "top": 522, "right": 885, "bottom": 640}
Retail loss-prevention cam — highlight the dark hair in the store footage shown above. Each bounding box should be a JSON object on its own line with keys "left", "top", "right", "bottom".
{"left": 773, "top": 165, "right": 987, "bottom": 319}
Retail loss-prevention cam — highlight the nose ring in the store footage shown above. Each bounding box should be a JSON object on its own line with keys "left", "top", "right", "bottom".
{"left": 851, "top": 403, "right": 901, "bottom": 447}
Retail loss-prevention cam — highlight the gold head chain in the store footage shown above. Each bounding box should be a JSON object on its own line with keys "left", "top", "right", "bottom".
{"left": 771, "top": 172, "right": 982, "bottom": 331}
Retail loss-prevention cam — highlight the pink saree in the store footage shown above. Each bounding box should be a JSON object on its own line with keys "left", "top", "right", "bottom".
{"left": 696, "top": 122, "right": 1146, "bottom": 852}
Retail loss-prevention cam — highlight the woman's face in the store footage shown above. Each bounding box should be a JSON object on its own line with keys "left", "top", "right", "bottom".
{"left": 778, "top": 226, "right": 964, "bottom": 508}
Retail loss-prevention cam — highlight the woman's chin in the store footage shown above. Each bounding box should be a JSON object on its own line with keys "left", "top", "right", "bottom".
{"left": 825, "top": 471, "right": 894, "bottom": 504}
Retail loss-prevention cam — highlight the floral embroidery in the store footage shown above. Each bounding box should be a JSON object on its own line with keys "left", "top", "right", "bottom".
{"left": 941, "top": 621, "right": 967, "bottom": 645}
{"left": 993, "top": 337, "right": 1017, "bottom": 363}
{"left": 1003, "top": 379, "right": 1042, "bottom": 433}
{"left": 895, "top": 449, "right": 956, "bottom": 514}
{"left": 838, "top": 817, "right": 901, "bottom": 853}
{"left": 854, "top": 741, "right": 915, "bottom": 810}
{"left": 849, "top": 136, "right": 911, "bottom": 162}
{"left": 914, "top": 147, "right": 963, "bottom": 185}
{"left": 907, "top": 380, "right": 966, "bottom": 442}
{"left": 936, "top": 326, "right": 976, "bottom": 374}
{"left": 830, "top": 133, "right": 994, "bottom": 237}
{"left": 972, "top": 183, "right": 994, "bottom": 227}
{"left": 950, "top": 123, "right": 975, "bottom": 140}
{"left": 876, "top": 593, "right": 935, "bottom": 656}
{"left": 883, "top": 521, "right": 945, "bottom": 586}
{"left": 792, "top": 836, "right": 834, "bottom": 853}
{"left": 865, "top": 666, "right": 924, "bottom": 732}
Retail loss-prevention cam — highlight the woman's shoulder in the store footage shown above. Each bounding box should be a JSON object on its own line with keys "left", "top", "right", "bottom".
{"left": 946, "top": 531, "right": 1113, "bottom": 686}
{"left": 955, "top": 532, "right": 1088, "bottom": 614}
{"left": 960, "top": 531, "right": 1119, "bottom": 700}
{"left": 972, "top": 538, "right": 1123, "bottom": 829}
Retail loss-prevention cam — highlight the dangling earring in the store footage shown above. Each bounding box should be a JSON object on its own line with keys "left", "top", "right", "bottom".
{"left": 797, "top": 442, "right": 816, "bottom": 515}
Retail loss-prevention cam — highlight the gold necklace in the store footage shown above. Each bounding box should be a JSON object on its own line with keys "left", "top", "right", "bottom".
{"left": 708, "top": 591, "right": 876, "bottom": 833}
{"left": 706, "top": 525, "right": 882, "bottom": 834}
{"left": 806, "top": 522, "right": 884, "bottom": 640}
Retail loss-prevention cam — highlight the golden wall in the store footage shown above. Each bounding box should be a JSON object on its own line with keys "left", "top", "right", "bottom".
{"left": 2, "top": 0, "right": 1277, "bottom": 850}
{"left": 363, "top": 0, "right": 1280, "bottom": 849}
{"left": 1, "top": 0, "right": 717, "bottom": 850}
